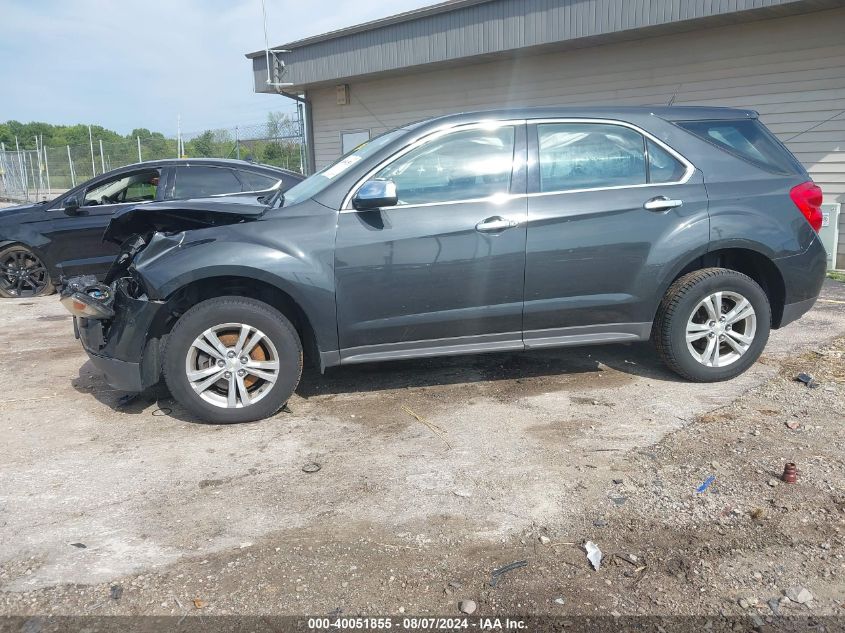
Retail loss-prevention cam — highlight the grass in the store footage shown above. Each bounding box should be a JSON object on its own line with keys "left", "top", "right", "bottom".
{"left": 828, "top": 270, "right": 845, "bottom": 282}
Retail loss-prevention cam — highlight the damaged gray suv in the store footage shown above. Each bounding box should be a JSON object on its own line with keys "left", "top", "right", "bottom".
{"left": 62, "top": 107, "right": 827, "bottom": 424}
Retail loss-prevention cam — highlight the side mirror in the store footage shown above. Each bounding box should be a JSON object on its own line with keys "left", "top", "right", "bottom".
{"left": 352, "top": 179, "right": 398, "bottom": 211}
{"left": 63, "top": 195, "right": 81, "bottom": 215}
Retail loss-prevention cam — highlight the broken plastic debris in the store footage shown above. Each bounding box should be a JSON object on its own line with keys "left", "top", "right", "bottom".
{"left": 109, "top": 584, "right": 123, "bottom": 600}
{"left": 795, "top": 373, "right": 820, "bottom": 388}
{"left": 696, "top": 475, "right": 716, "bottom": 493}
{"left": 489, "top": 560, "right": 527, "bottom": 587}
{"left": 584, "top": 541, "right": 603, "bottom": 570}
{"left": 69, "top": 543, "right": 86, "bottom": 549}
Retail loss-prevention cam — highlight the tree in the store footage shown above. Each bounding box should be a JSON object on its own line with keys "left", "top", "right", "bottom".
{"left": 189, "top": 130, "right": 216, "bottom": 157}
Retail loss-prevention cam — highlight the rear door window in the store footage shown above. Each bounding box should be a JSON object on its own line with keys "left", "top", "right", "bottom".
{"left": 676, "top": 119, "right": 801, "bottom": 174}
{"left": 647, "top": 139, "right": 687, "bottom": 183}
{"left": 172, "top": 166, "right": 243, "bottom": 199}
{"left": 537, "top": 123, "right": 647, "bottom": 192}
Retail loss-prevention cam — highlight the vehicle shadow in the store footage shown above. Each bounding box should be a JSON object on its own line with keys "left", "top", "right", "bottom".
{"left": 72, "top": 341, "right": 682, "bottom": 424}
{"left": 296, "top": 340, "right": 679, "bottom": 398}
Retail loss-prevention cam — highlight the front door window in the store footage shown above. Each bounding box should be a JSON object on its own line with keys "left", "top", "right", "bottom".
{"left": 373, "top": 126, "right": 516, "bottom": 206}
{"left": 83, "top": 170, "right": 161, "bottom": 206}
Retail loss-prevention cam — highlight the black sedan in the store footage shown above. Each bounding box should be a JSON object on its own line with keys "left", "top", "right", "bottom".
{"left": 0, "top": 158, "right": 303, "bottom": 298}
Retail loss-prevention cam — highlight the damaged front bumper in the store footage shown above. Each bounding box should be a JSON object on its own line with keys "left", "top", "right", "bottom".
{"left": 64, "top": 276, "right": 168, "bottom": 393}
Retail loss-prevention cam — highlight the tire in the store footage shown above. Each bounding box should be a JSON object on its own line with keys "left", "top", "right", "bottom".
{"left": 653, "top": 268, "right": 771, "bottom": 382}
{"left": 162, "top": 296, "right": 302, "bottom": 423}
{"left": 0, "top": 245, "right": 55, "bottom": 298}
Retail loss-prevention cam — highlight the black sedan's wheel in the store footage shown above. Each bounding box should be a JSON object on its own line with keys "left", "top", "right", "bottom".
{"left": 0, "top": 245, "right": 54, "bottom": 298}
{"left": 162, "top": 296, "right": 302, "bottom": 424}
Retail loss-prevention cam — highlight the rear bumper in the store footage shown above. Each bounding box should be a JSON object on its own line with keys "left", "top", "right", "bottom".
{"left": 779, "top": 295, "right": 818, "bottom": 328}
{"left": 773, "top": 235, "right": 827, "bottom": 328}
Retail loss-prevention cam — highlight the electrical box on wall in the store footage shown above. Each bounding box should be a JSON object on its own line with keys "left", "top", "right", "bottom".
{"left": 336, "top": 84, "right": 350, "bottom": 105}
{"left": 819, "top": 203, "right": 840, "bottom": 270}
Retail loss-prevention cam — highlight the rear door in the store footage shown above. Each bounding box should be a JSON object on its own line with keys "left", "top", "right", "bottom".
{"left": 41, "top": 167, "right": 162, "bottom": 278}
{"left": 523, "top": 119, "right": 710, "bottom": 347}
{"left": 334, "top": 121, "right": 529, "bottom": 361}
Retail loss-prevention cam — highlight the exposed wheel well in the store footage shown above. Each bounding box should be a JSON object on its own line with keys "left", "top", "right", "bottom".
{"left": 161, "top": 276, "right": 320, "bottom": 368}
{"left": 665, "top": 248, "right": 786, "bottom": 327}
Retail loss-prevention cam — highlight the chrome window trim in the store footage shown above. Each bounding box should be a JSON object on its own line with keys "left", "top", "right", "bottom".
{"left": 340, "top": 119, "right": 526, "bottom": 212}
{"left": 340, "top": 117, "right": 696, "bottom": 212}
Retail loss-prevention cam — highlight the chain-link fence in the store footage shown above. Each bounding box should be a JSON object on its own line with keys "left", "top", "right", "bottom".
{"left": 0, "top": 116, "right": 304, "bottom": 203}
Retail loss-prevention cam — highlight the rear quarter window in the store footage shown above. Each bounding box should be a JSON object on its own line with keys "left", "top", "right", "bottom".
{"left": 676, "top": 119, "right": 802, "bottom": 175}
{"left": 238, "top": 170, "right": 280, "bottom": 192}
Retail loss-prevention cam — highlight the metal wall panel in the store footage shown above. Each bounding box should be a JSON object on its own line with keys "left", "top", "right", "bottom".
{"left": 306, "top": 8, "right": 845, "bottom": 213}
{"left": 251, "top": 0, "right": 833, "bottom": 91}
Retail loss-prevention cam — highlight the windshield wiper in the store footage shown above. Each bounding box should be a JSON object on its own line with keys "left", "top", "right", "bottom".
{"left": 261, "top": 187, "right": 284, "bottom": 208}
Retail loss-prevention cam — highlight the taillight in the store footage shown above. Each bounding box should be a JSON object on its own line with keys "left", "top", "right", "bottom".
{"left": 790, "top": 181, "right": 823, "bottom": 232}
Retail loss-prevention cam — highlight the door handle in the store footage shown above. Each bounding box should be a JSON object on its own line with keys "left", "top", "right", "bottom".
{"left": 644, "top": 196, "right": 683, "bottom": 212}
{"left": 476, "top": 216, "right": 520, "bottom": 232}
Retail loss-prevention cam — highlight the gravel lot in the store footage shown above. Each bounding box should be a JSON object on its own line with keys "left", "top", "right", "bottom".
{"left": 0, "top": 280, "right": 843, "bottom": 619}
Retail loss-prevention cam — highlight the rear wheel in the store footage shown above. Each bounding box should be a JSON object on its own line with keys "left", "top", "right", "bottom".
{"left": 163, "top": 296, "right": 302, "bottom": 423}
{"left": 0, "top": 245, "right": 54, "bottom": 298}
{"left": 654, "top": 268, "right": 771, "bottom": 382}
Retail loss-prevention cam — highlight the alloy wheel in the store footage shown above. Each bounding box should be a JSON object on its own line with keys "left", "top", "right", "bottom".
{"left": 185, "top": 323, "right": 280, "bottom": 408}
{"left": 686, "top": 291, "right": 757, "bottom": 368}
{"left": 0, "top": 248, "right": 50, "bottom": 297}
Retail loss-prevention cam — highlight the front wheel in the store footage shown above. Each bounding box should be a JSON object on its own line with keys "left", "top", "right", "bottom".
{"left": 654, "top": 268, "right": 771, "bottom": 382}
{"left": 162, "top": 296, "right": 303, "bottom": 423}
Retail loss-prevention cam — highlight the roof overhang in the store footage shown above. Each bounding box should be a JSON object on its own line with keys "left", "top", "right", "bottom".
{"left": 248, "top": 0, "right": 842, "bottom": 95}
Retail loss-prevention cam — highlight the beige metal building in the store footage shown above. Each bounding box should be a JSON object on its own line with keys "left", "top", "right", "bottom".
{"left": 248, "top": 0, "right": 845, "bottom": 267}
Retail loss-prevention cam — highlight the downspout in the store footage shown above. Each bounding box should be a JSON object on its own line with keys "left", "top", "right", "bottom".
{"left": 276, "top": 89, "right": 315, "bottom": 176}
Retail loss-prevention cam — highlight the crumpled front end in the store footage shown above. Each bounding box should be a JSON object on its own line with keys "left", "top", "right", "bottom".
{"left": 61, "top": 234, "right": 174, "bottom": 393}
{"left": 62, "top": 199, "right": 267, "bottom": 392}
{"left": 65, "top": 275, "right": 168, "bottom": 392}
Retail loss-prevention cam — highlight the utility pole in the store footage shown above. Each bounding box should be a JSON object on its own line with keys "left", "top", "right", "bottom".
{"left": 137, "top": 136, "right": 142, "bottom": 163}
{"left": 235, "top": 126, "right": 240, "bottom": 160}
{"left": 99, "top": 139, "right": 105, "bottom": 173}
{"left": 88, "top": 125, "right": 96, "bottom": 176}
{"left": 177, "top": 114, "right": 182, "bottom": 158}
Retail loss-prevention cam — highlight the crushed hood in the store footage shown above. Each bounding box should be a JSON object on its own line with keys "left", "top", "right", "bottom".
{"left": 103, "top": 198, "right": 269, "bottom": 244}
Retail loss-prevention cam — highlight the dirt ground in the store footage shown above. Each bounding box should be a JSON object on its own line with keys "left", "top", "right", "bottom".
{"left": 0, "top": 280, "right": 844, "bottom": 622}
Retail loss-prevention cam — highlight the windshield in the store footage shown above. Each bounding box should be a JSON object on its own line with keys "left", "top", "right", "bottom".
{"left": 282, "top": 128, "right": 407, "bottom": 206}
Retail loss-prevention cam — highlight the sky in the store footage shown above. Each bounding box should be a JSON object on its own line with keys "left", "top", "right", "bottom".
{"left": 0, "top": 0, "right": 433, "bottom": 136}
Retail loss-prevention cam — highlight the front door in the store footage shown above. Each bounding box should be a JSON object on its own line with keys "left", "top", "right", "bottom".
{"left": 42, "top": 168, "right": 162, "bottom": 278}
{"left": 523, "top": 120, "right": 710, "bottom": 346}
{"left": 334, "top": 122, "right": 528, "bottom": 363}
